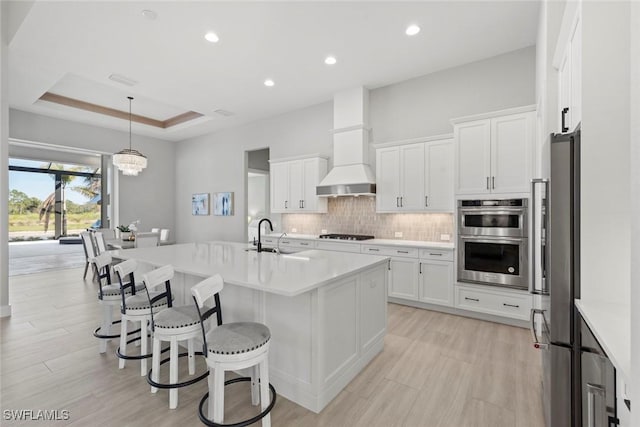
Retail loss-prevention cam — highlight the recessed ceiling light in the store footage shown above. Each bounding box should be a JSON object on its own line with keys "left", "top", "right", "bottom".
{"left": 205, "top": 32, "right": 219, "bottom": 43}
{"left": 108, "top": 73, "right": 139, "bottom": 87}
{"left": 264, "top": 79, "right": 275, "bottom": 87}
{"left": 324, "top": 56, "right": 337, "bottom": 65}
{"left": 141, "top": 10, "right": 157, "bottom": 20}
{"left": 405, "top": 24, "right": 421, "bottom": 36}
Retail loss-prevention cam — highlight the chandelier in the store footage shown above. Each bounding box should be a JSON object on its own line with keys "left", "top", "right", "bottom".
{"left": 113, "top": 96, "right": 147, "bottom": 176}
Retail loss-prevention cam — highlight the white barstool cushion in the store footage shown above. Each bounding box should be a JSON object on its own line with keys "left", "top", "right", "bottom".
{"left": 99, "top": 283, "right": 145, "bottom": 299}
{"left": 153, "top": 306, "right": 201, "bottom": 329}
{"left": 124, "top": 291, "right": 173, "bottom": 312}
{"left": 206, "top": 322, "right": 270, "bottom": 355}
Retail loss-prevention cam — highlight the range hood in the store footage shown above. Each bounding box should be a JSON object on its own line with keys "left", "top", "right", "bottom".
{"left": 316, "top": 87, "right": 376, "bottom": 197}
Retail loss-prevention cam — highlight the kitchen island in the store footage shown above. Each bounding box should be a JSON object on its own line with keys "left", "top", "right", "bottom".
{"left": 110, "top": 241, "right": 389, "bottom": 413}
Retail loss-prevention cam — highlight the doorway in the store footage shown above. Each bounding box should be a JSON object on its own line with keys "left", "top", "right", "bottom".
{"left": 245, "top": 148, "right": 274, "bottom": 242}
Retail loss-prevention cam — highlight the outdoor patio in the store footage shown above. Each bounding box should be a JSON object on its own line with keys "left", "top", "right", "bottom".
{"left": 9, "top": 239, "right": 85, "bottom": 276}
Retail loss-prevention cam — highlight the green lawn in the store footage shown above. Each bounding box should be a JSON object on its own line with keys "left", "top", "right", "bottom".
{"left": 9, "top": 212, "right": 99, "bottom": 232}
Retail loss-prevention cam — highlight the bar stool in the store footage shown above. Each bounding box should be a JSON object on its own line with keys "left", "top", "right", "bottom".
{"left": 144, "top": 265, "right": 210, "bottom": 409}
{"left": 81, "top": 231, "right": 97, "bottom": 279}
{"left": 113, "top": 260, "right": 173, "bottom": 375}
{"left": 192, "top": 275, "right": 276, "bottom": 427}
{"left": 91, "top": 253, "right": 145, "bottom": 354}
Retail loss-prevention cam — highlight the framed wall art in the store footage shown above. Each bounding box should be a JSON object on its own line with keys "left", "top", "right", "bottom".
{"left": 192, "top": 193, "right": 209, "bottom": 216}
{"left": 213, "top": 192, "right": 234, "bottom": 216}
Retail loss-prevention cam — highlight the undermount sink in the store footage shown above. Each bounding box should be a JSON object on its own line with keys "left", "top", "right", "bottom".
{"left": 245, "top": 247, "right": 296, "bottom": 255}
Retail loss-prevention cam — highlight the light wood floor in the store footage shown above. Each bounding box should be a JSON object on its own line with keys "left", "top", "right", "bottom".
{"left": 1, "top": 268, "right": 545, "bottom": 426}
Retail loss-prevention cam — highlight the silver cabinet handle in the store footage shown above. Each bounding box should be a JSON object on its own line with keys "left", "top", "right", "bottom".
{"left": 299, "top": 200, "right": 302, "bottom": 209}
{"left": 586, "top": 383, "right": 605, "bottom": 427}
{"left": 397, "top": 250, "right": 409, "bottom": 254}
{"left": 419, "top": 262, "right": 422, "bottom": 274}
{"left": 429, "top": 253, "right": 443, "bottom": 256}
{"left": 486, "top": 177, "right": 489, "bottom": 190}
{"left": 302, "top": 200, "right": 304, "bottom": 209}
{"left": 400, "top": 196, "right": 403, "bottom": 207}
{"left": 368, "top": 248, "right": 379, "bottom": 252}
{"left": 396, "top": 197, "right": 399, "bottom": 207}
{"left": 530, "top": 309, "right": 549, "bottom": 350}
{"left": 492, "top": 176, "right": 495, "bottom": 189}
{"left": 285, "top": 201, "right": 288, "bottom": 209}
{"left": 425, "top": 196, "right": 428, "bottom": 207}
{"left": 464, "top": 297, "right": 479, "bottom": 302}
{"left": 503, "top": 303, "right": 520, "bottom": 308}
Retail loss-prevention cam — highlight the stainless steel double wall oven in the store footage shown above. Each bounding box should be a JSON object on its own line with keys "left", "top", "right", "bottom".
{"left": 457, "top": 199, "right": 528, "bottom": 290}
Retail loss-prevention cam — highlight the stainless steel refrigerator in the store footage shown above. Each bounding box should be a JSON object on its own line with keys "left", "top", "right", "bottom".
{"left": 530, "top": 128, "right": 580, "bottom": 427}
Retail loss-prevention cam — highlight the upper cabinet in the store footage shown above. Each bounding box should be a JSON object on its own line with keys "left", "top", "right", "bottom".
{"left": 556, "top": 6, "right": 582, "bottom": 133}
{"left": 453, "top": 107, "right": 535, "bottom": 196}
{"left": 270, "top": 156, "right": 328, "bottom": 213}
{"left": 375, "top": 136, "right": 453, "bottom": 213}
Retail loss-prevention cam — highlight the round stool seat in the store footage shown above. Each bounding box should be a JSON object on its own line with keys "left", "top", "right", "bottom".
{"left": 206, "top": 322, "right": 271, "bottom": 356}
{"left": 123, "top": 292, "right": 173, "bottom": 313}
{"left": 154, "top": 305, "right": 201, "bottom": 331}
{"left": 99, "top": 282, "right": 145, "bottom": 300}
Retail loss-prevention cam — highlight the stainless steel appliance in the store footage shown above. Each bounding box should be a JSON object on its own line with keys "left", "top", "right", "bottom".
{"left": 318, "top": 234, "right": 374, "bottom": 241}
{"left": 530, "top": 129, "right": 581, "bottom": 427}
{"left": 580, "top": 316, "right": 618, "bottom": 427}
{"left": 457, "top": 199, "right": 528, "bottom": 290}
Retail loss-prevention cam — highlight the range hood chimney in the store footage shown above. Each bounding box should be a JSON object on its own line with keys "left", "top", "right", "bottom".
{"left": 316, "top": 87, "right": 376, "bottom": 197}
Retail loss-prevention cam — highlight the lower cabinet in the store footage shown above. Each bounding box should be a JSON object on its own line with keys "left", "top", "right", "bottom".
{"left": 388, "top": 258, "right": 420, "bottom": 300}
{"left": 419, "top": 259, "right": 454, "bottom": 306}
{"left": 455, "top": 283, "right": 532, "bottom": 321}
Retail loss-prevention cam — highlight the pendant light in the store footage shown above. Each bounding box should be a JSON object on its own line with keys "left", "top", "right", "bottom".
{"left": 113, "top": 96, "right": 147, "bottom": 176}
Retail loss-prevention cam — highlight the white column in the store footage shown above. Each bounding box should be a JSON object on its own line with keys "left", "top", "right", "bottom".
{"left": 0, "top": 2, "right": 11, "bottom": 317}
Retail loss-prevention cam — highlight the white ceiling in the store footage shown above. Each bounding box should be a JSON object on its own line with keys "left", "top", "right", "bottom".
{"left": 8, "top": 1, "right": 540, "bottom": 142}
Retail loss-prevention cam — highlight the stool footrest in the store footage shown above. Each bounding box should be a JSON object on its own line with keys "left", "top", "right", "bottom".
{"left": 197, "top": 377, "right": 276, "bottom": 427}
{"left": 116, "top": 335, "right": 169, "bottom": 360}
{"left": 93, "top": 321, "right": 141, "bottom": 340}
{"left": 146, "top": 351, "right": 208, "bottom": 389}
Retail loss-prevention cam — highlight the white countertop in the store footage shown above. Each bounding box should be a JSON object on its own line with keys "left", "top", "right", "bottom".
{"left": 575, "top": 299, "right": 630, "bottom": 383}
{"left": 264, "top": 233, "right": 455, "bottom": 250}
{"left": 110, "top": 241, "right": 389, "bottom": 297}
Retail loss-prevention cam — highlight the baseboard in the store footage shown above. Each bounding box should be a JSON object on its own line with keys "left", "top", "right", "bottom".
{"left": 0, "top": 304, "right": 12, "bottom": 318}
{"left": 387, "top": 297, "right": 529, "bottom": 329}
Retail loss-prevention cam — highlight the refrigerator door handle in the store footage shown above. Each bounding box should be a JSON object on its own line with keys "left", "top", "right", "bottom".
{"left": 530, "top": 308, "right": 549, "bottom": 350}
{"left": 530, "top": 179, "right": 550, "bottom": 295}
{"left": 586, "top": 383, "right": 606, "bottom": 427}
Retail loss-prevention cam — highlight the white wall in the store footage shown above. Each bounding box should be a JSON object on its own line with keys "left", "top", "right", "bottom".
{"left": 369, "top": 46, "right": 536, "bottom": 143}
{"left": 1, "top": 1, "right": 11, "bottom": 317}
{"left": 8, "top": 110, "right": 176, "bottom": 233}
{"left": 580, "top": 2, "right": 630, "bottom": 305}
{"left": 248, "top": 175, "right": 268, "bottom": 219}
{"left": 630, "top": 1, "right": 639, "bottom": 423}
{"left": 175, "top": 102, "right": 333, "bottom": 243}
{"left": 176, "top": 48, "right": 536, "bottom": 243}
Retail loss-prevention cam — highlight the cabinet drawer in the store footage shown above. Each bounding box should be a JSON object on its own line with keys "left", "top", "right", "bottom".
{"left": 316, "top": 241, "right": 361, "bottom": 253}
{"left": 419, "top": 249, "right": 454, "bottom": 261}
{"left": 455, "top": 286, "right": 532, "bottom": 320}
{"left": 280, "top": 239, "right": 316, "bottom": 249}
{"left": 261, "top": 237, "right": 277, "bottom": 245}
{"left": 361, "top": 245, "right": 418, "bottom": 258}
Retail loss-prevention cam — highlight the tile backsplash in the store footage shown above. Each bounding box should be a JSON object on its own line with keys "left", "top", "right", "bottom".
{"left": 280, "top": 197, "right": 454, "bottom": 242}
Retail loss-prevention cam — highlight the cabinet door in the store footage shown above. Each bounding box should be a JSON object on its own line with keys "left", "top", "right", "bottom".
{"left": 455, "top": 120, "right": 491, "bottom": 195}
{"left": 301, "top": 158, "right": 327, "bottom": 212}
{"left": 569, "top": 17, "right": 581, "bottom": 130}
{"left": 558, "top": 52, "right": 572, "bottom": 132}
{"left": 288, "top": 160, "right": 303, "bottom": 211}
{"left": 376, "top": 147, "right": 401, "bottom": 211}
{"left": 425, "top": 140, "right": 453, "bottom": 211}
{"left": 388, "top": 258, "right": 419, "bottom": 300}
{"left": 419, "top": 260, "right": 453, "bottom": 306}
{"left": 399, "top": 143, "right": 425, "bottom": 210}
{"left": 491, "top": 112, "right": 533, "bottom": 193}
{"left": 270, "top": 162, "right": 289, "bottom": 213}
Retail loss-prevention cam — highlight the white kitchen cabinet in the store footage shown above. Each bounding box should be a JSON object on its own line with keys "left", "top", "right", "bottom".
{"left": 556, "top": 9, "right": 581, "bottom": 133}
{"left": 376, "top": 143, "right": 424, "bottom": 211}
{"left": 375, "top": 137, "right": 453, "bottom": 212}
{"left": 419, "top": 255, "right": 454, "bottom": 307}
{"left": 270, "top": 156, "right": 328, "bottom": 213}
{"left": 454, "top": 108, "right": 535, "bottom": 196}
{"left": 455, "top": 283, "right": 532, "bottom": 321}
{"left": 389, "top": 258, "right": 420, "bottom": 300}
{"left": 424, "top": 139, "right": 454, "bottom": 211}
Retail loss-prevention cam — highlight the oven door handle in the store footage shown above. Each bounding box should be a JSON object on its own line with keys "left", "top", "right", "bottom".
{"left": 459, "top": 235, "right": 525, "bottom": 244}
{"left": 458, "top": 207, "right": 525, "bottom": 214}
